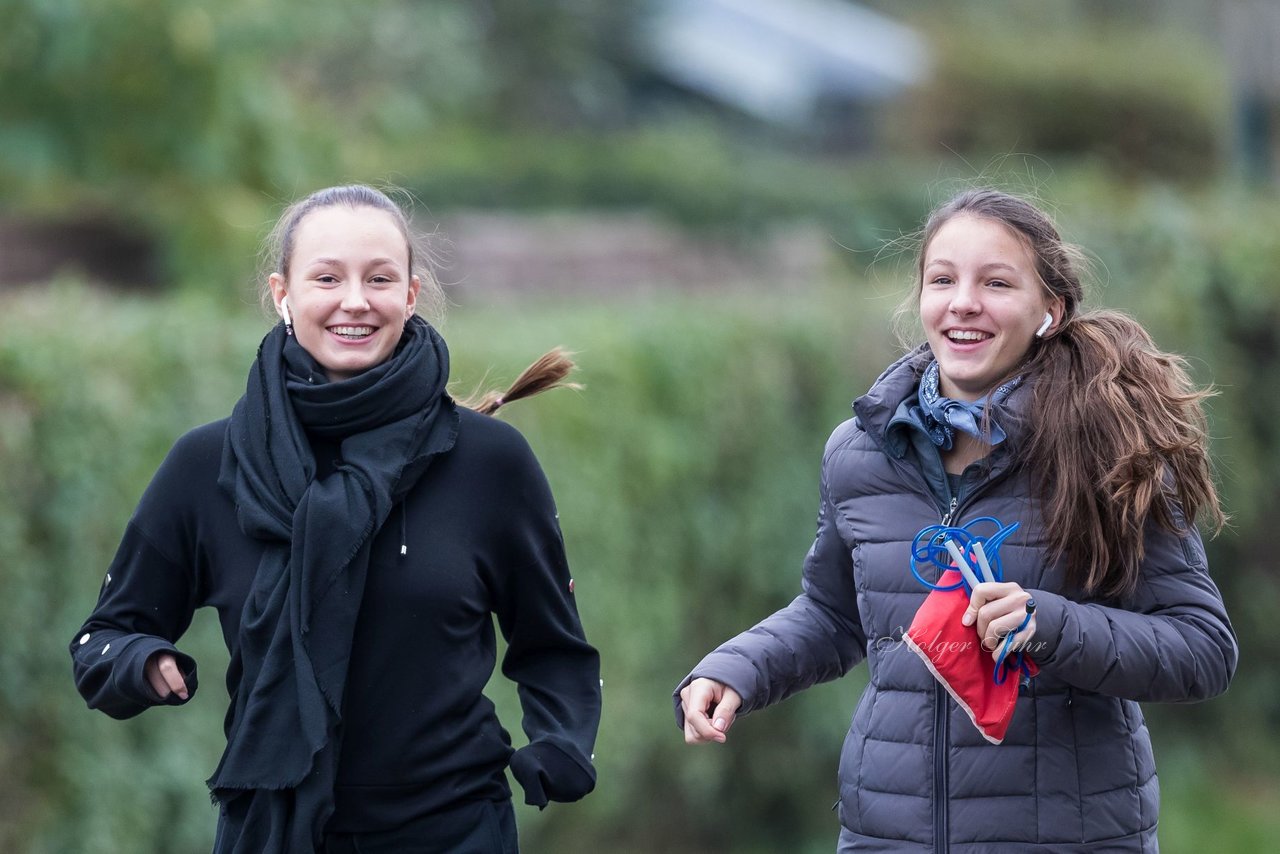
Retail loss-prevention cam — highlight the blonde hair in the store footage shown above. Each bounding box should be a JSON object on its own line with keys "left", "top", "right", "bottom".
{"left": 259, "top": 184, "right": 446, "bottom": 321}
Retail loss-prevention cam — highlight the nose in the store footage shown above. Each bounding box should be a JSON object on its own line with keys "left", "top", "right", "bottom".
{"left": 949, "top": 281, "right": 981, "bottom": 316}
{"left": 339, "top": 282, "right": 370, "bottom": 313}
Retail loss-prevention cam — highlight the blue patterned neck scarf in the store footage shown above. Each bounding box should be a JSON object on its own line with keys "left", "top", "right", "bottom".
{"left": 916, "top": 360, "right": 1021, "bottom": 450}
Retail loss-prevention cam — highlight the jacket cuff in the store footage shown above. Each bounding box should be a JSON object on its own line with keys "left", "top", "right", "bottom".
{"left": 114, "top": 636, "right": 198, "bottom": 707}
{"left": 509, "top": 739, "right": 596, "bottom": 809}
{"left": 1024, "top": 590, "right": 1070, "bottom": 666}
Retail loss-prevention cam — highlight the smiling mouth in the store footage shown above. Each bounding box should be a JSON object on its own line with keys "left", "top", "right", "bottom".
{"left": 946, "top": 330, "right": 992, "bottom": 343}
{"left": 329, "top": 325, "right": 376, "bottom": 340}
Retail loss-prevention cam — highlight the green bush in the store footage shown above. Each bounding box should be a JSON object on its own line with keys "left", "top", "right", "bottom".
{"left": 400, "top": 124, "right": 935, "bottom": 253}
{"left": 5, "top": 177, "right": 1280, "bottom": 851}
{"left": 889, "top": 17, "right": 1229, "bottom": 180}
{"left": 0, "top": 282, "right": 894, "bottom": 852}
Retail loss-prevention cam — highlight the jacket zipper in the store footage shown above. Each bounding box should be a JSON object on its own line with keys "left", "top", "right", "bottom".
{"left": 933, "top": 496, "right": 956, "bottom": 853}
{"left": 933, "top": 681, "right": 949, "bottom": 852}
{"left": 931, "top": 462, "right": 1010, "bottom": 853}
{"left": 941, "top": 495, "right": 958, "bottom": 526}
{"left": 877, "top": 418, "right": 1004, "bottom": 852}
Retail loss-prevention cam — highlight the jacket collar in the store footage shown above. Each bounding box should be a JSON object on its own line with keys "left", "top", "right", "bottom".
{"left": 853, "top": 345, "right": 1034, "bottom": 474}
{"left": 853, "top": 345, "right": 931, "bottom": 455}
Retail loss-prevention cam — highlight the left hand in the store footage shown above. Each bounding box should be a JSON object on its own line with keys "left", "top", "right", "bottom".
{"left": 144, "top": 651, "right": 189, "bottom": 701}
{"left": 962, "top": 582, "right": 1037, "bottom": 662}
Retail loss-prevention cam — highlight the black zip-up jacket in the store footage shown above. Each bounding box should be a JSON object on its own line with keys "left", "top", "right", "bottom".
{"left": 72, "top": 407, "right": 601, "bottom": 833}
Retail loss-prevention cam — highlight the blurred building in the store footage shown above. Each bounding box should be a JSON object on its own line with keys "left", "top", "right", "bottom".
{"left": 638, "top": 0, "right": 928, "bottom": 148}
{"left": 437, "top": 211, "right": 835, "bottom": 302}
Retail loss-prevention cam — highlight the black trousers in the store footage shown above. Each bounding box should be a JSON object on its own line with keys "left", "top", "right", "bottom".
{"left": 321, "top": 799, "right": 519, "bottom": 854}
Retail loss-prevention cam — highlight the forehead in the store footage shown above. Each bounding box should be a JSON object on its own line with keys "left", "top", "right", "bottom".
{"left": 291, "top": 205, "right": 408, "bottom": 262}
{"left": 924, "top": 214, "right": 1035, "bottom": 268}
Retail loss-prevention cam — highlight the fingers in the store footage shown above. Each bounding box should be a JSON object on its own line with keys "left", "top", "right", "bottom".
{"left": 961, "top": 582, "right": 1033, "bottom": 650}
{"left": 990, "top": 615, "right": 1038, "bottom": 662}
{"left": 710, "top": 691, "right": 741, "bottom": 736}
{"left": 680, "top": 678, "right": 741, "bottom": 745}
{"left": 145, "top": 652, "right": 189, "bottom": 701}
{"left": 681, "top": 679, "right": 726, "bottom": 744}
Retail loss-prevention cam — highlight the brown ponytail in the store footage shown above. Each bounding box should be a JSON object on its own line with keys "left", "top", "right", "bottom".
{"left": 1024, "top": 311, "right": 1226, "bottom": 598}
{"left": 459, "top": 348, "right": 582, "bottom": 416}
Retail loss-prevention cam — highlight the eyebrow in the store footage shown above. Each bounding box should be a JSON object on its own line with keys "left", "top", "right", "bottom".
{"left": 305, "top": 257, "right": 401, "bottom": 268}
{"left": 924, "top": 259, "right": 1021, "bottom": 275}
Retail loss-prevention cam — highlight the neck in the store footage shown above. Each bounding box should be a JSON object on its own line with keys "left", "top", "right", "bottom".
{"left": 941, "top": 432, "right": 990, "bottom": 475}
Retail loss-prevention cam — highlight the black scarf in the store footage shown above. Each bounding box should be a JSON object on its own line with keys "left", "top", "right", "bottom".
{"left": 210, "top": 316, "right": 458, "bottom": 852}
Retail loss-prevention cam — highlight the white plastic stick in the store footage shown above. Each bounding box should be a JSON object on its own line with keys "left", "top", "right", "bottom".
{"left": 971, "top": 541, "right": 996, "bottom": 584}
{"left": 943, "top": 539, "right": 982, "bottom": 590}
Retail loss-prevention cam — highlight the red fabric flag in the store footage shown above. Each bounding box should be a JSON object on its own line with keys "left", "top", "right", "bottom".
{"left": 903, "top": 569, "right": 1038, "bottom": 744}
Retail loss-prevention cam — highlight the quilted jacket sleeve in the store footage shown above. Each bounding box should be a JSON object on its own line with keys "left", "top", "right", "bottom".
{"left": 674, "top": 428, "right": 867, "bottom": 723}
{"left": 1028, "top": 507, "right": 1236, "bottom": 703}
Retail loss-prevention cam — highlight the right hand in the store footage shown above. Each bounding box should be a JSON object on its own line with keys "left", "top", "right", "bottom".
{"left": 679, "top": 678, "right": 741, "bottom": 745}
{"left": 145, "top": 651, "right": 189, "bottom": 701}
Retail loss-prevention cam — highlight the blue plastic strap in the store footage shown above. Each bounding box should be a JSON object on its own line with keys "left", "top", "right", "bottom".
{"left": 908, "top": 517, "right": 1021, "bottom": 595}
{"left": 909, "top": 516, "right": 1036, "bottom": 687}
{"left": 992, "top": 600, "right": 1036, "bottom": 686}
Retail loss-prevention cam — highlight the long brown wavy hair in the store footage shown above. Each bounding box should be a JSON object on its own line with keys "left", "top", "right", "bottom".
{"left": 915, "top": 189, "right": 1225, "bottom": 598}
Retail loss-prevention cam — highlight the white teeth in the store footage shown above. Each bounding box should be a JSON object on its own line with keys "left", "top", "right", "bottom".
{"left": 331, "top": 326, "right": 375, "bottom": 338}
{"left": 948, "top": 330, "right": 990, "bottom": 341}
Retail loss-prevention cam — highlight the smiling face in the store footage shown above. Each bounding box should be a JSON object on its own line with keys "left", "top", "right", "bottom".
{"left": 269, "top": 205, "right": 420, "bottom": 382}
{"left": 919, "top": 214, "right": 1062, "bottom": 401}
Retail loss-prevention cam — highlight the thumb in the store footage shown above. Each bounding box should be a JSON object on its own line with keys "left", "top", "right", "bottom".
{"left": 962, "top": 584, "right": 995, "bottom": 627}
{"left": 711, "top": 691, "right": 741, "bottom": 733}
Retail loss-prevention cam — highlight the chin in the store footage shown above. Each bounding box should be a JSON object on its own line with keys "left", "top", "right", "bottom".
{"left": 333, "top": 361, "right": 379, "bottom": 378}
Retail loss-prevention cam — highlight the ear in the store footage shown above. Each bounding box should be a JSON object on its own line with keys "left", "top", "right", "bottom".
{"left": 1045, "top": 296, "right": 1065, "bottom": 335}
{"left": 269, "top": 272, "right": 288, "bottom": 319}
{"left": 406, "top": 274, "right": 421, "bottom": 317}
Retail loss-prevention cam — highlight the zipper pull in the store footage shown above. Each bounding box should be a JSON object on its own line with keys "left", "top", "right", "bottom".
{"left": 941, "top": 496, "right": 958, "bottom": 526}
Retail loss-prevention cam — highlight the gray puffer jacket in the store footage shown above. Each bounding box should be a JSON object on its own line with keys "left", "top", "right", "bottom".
{"left": 676, "top": 349, "right": 1237, "bottom": 852}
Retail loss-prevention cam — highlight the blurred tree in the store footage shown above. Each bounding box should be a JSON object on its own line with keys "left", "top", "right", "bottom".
{"left": 859, "top": 0, "right": 1230, "bottom": 180}
{"left": 473, "top": 0, "right": 647, "bottom": 128}
{"left": 0, "top": 0, "right": 645, "bottom": 290}
{"left": 0, "top": 0, "right": 339, "bottom": 288}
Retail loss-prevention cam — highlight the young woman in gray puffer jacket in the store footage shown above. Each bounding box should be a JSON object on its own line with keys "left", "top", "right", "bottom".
{"left": 676, "top": 189, "right": 1235, "bottom": 852}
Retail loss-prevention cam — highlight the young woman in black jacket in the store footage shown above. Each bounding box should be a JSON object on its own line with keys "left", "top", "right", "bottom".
{"left": 71, "top": 184, "right": 601, "bottom": 853}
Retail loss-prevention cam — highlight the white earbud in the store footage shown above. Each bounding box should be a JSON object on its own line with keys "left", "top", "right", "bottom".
{"left": 1035, "top": 311, "right": 1053, "bottom": 338}
{"left": 280, "top": 296, "right": 294, "bottom": 335}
